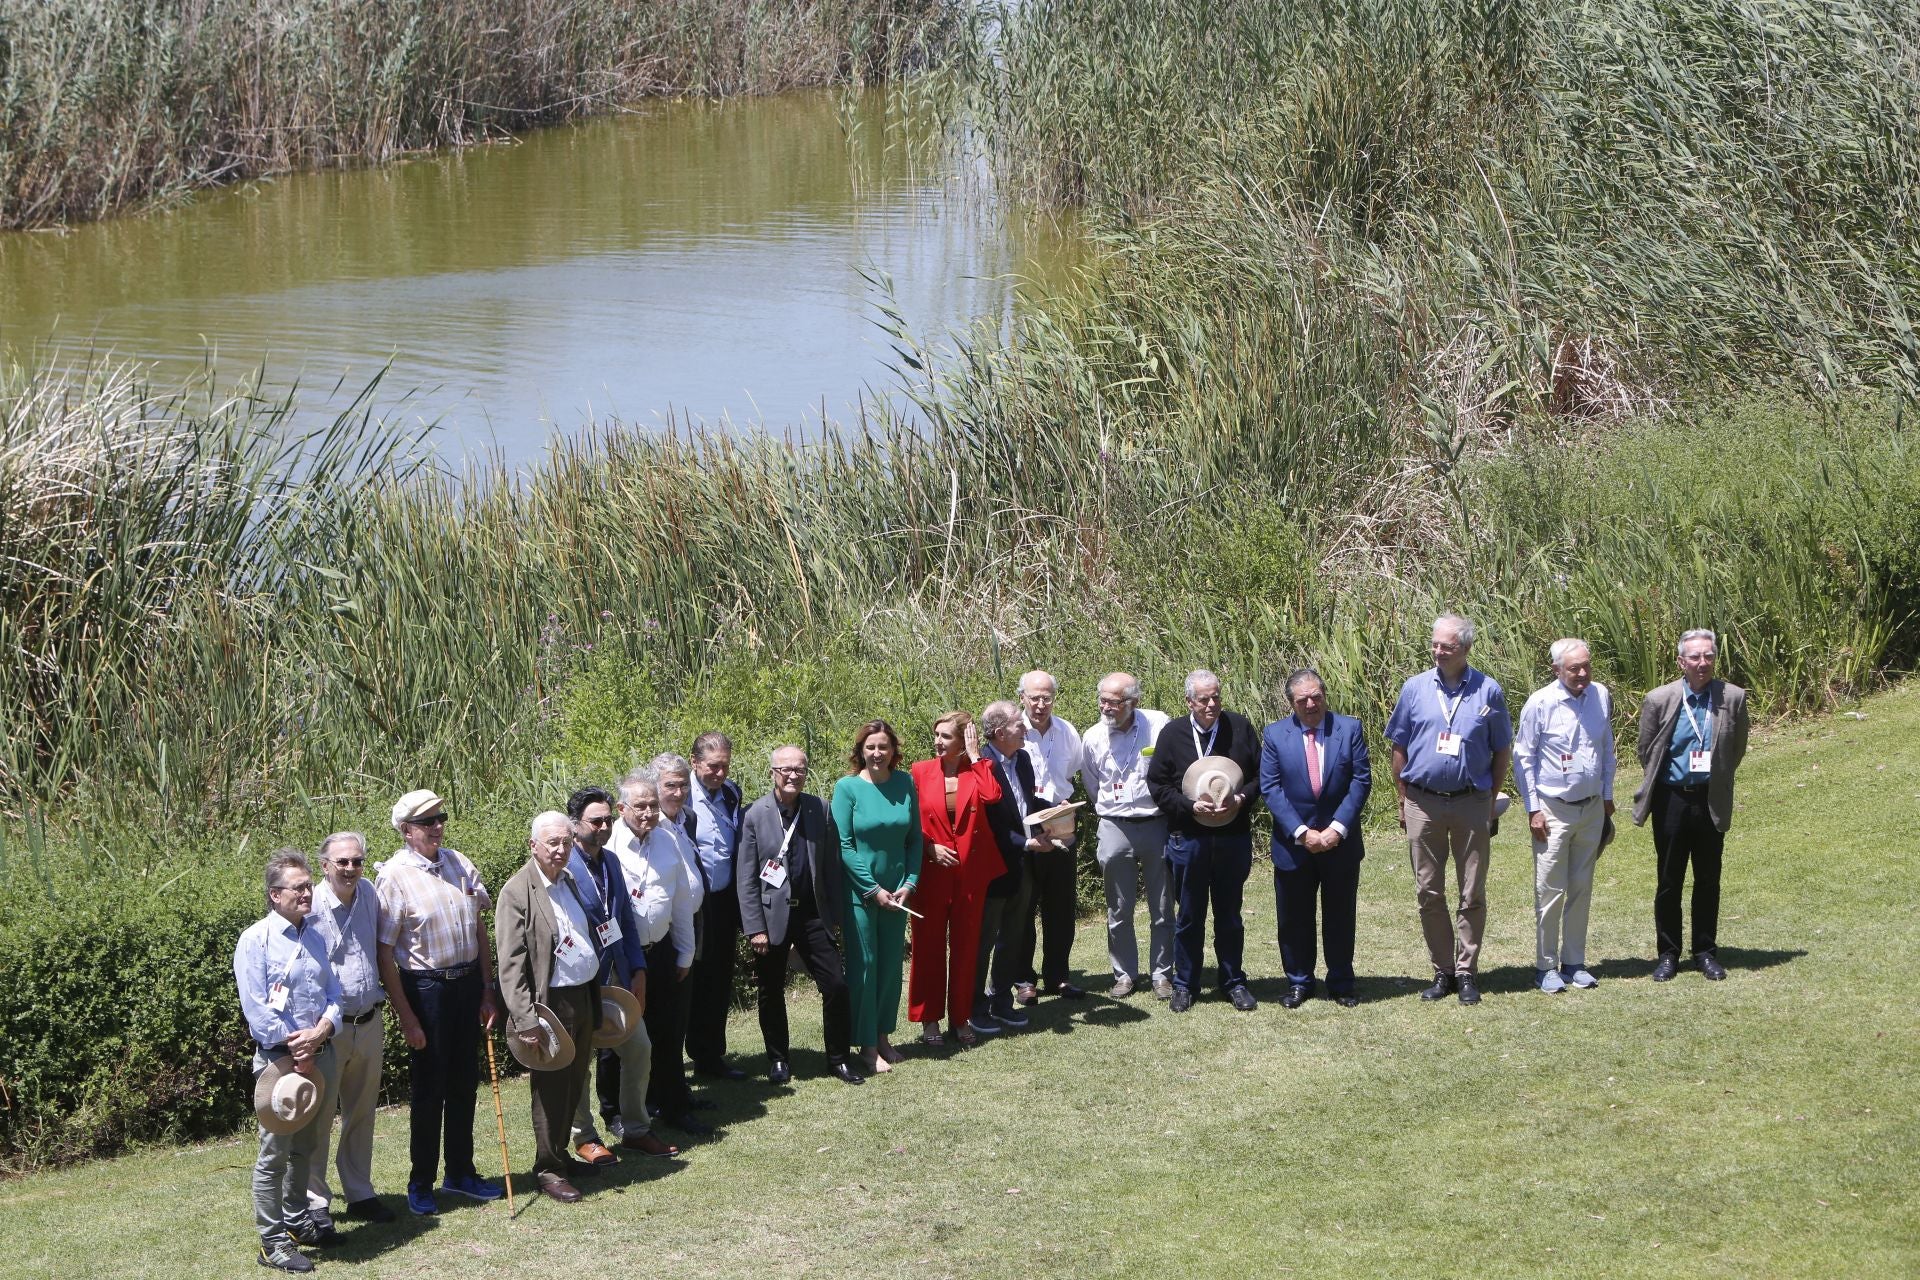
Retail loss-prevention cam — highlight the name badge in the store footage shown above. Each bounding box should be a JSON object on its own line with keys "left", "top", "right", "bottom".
{"left": 760, "top": 860, "right": 788, "bottom": 889}
{"left": 595, "top": 917, "right": 622, "bottom": 949}
{"left": 1689, "top": 749, "right": 1712, "bottom": 774}
{"left": 555, "top": 931, "right": 582, "bottom": 959}
{"left": 268, "top": 981, "right": 290, "bottom": 1012}
{"left": 1435, "top": 731, "right": 1462, "bottom": 757}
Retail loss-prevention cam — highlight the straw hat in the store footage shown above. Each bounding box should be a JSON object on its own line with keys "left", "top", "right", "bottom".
{"left": 253, "top": 1057, "right": 325, "bottom": 1136}
{"left": 391, "top": 789, "right": 446, "bottom": 832}
{"left": 506, "top": 1002, "right": 576, "bottom": 1071}
{"left": 1181, "top": 755, "right": 1245, "bottom": 827}
{"left": 1024, "top": 800, "right": 1083, "bottom": 844}
{"left": 593, "top": 986, "right": 643, "bottom": 1049}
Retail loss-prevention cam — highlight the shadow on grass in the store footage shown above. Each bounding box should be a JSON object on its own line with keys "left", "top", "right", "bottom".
{"left": 1589, "top": 947, "right": 1808, "bottom": 981}
{"left": 1242, "top": 973, "right": 1432, "bottom": 1006}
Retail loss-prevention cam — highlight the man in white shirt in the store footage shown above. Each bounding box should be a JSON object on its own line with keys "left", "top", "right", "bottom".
{"left": 1015, "top": 670, "right": 1088, "bottom": 1002}
{"left": 1513, "top": 638, "right": 1617, "bottom": 993}
{"left": 1082, "top": 672, "right": 1174, "bottom": 998}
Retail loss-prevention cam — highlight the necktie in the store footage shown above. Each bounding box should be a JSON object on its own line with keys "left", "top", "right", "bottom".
{"left": 1305, "top": 730, "right": 1322, "bottom": 798}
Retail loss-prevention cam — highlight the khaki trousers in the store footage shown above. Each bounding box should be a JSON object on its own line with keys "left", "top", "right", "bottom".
{"left": 1405, "top": 788, "right": 1492, "bottom": 976}
{"left": 307, "top": 1010, "right": 383, "bottom": 1215}
{"left": 1532, "top": 794, "right": 1605, "bottom": 971}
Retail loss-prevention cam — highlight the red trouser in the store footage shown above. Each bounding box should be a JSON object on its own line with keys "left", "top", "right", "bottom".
{"left": 907, "top": 860, "right": 987, "bottom": 1028}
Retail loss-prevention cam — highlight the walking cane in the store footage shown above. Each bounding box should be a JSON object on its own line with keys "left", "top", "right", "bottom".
{"left": 484, "top": 1032, "right": 515, "bottom": 1215}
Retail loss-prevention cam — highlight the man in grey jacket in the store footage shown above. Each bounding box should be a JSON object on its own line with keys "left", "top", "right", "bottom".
{"left": 1632, "top": 629, "right": 1751, "bottom": 982}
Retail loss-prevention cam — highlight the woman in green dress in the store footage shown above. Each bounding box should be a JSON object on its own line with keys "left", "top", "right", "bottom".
{"left": 832, "top": 719, "right": 922, "bottom": 1075}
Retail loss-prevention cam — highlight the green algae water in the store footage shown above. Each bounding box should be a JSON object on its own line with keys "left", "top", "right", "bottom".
{"left": 0, "top": 90, "right": 1075, "bottom": 464}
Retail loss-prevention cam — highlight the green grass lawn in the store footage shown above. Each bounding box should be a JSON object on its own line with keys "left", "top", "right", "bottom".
{"left": 4, "top": 686, "right": 1917, "bottom": 1279}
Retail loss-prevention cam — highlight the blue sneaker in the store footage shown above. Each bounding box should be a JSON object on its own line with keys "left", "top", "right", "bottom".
{"left": 440, "top": 1173, "right": 504, "bottom": 1202}
{"left": 1562, "top": 966, "right": 1598, "bottom": 989}
{"left": 1537, "top": 968, "right": 1566, "bottom": 994}
{"left": 405, "top": 1183, "right": 438, "bottom": 1216}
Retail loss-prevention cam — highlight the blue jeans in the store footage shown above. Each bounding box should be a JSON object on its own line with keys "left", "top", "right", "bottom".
{"left": 1166, "top": 830, "right": 1253, "bottom": 993}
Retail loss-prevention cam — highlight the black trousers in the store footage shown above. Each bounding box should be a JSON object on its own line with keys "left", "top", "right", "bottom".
{"left": 1274, "top": 851, "right": 1361, "bottom": 994}
{"left": 641, "top": 939, "right": 694, "bottom": 1113}
{"left": 752, "top": 904, "right": 851, "bottom": 1063}
{"left": 1016, "top": 845, "right": 1078, "bottom": 988}
{"left": 1167, "top": 830, "right": 1252, "bottom": 993}
{"left": 1652, "top": 785, "right": 1724, "bottom": 956}
{"left": 686, "top": 885, "right": 741, "bottom": 1068}
{"left": 397, "top": 966, "right": 481, "bottom": 1189}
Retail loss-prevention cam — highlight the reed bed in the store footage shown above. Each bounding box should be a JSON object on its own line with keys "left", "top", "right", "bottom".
{"left": 0, "top": 0, "right": 956, "bottom": 228}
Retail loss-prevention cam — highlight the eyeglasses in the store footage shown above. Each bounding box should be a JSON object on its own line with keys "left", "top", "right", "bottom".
{"left": 771, "top": 765, "right": 809, "bottom": 776}
{"left": 330, "top": 857, "right": 366, "bottom": 868}
{"left": 410, "top": 814, "right": 447, "bottom": 827}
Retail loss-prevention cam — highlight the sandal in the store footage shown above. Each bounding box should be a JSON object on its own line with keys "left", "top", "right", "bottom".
{"left": 954, "top": 1023, "right": 978, "bottom": 1047}
{"left": 918, "top": 1027, "right": 945, "bottom": 1047}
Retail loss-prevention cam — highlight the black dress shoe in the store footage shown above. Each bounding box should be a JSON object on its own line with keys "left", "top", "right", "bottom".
{"left": 1651, "top": 953, "right": 1680, "bottom": 982}
{"left": 1420, "top": 973, "right": 1454, "bottom": 1001}
{"left": 829, "top": 1060, "right": 866, "bottom": 1085}
{"left": 767, "top": 1059, "right": 793, "bottom": 1086}
{"left": 1228, "top": 985, "right": 1258, "bottom": 1012}
{"left": 344, "top": 1197, "right": 396, "bottom": 1224}
{"left": 1334, "top": 993, "right": 1359, "bottom": 1008}
{"left": 1697, "top": 952, "right": 1727, "bottom": 981}
{"left": 1280, "top": 985, "right": 1311, "bottom": 1009}
{"left": 1052, "top": 981, "right": 1087, "bottom": 999}
{"left": 1456, "top": 975, "right": 1481, "bottom": 1006}
{"left": 1169, "top": 987, "right": 1194, "bottom": 1012}
{"left": 695, "top": 1061, "right": 749, "bottom": 1081}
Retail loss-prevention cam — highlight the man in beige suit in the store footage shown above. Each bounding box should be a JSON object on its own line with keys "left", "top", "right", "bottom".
{"left": 1631, "top": 629, "right": 1750, "bottom": 982}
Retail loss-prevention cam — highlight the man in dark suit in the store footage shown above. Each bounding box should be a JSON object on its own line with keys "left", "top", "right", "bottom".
{"left": 976, "top": 700, "right": 1044, "bottom": 1031}
{"left": 1144, "top": 669, "right": 1264, "bottom": 1013}
{"left": 1259, "top": 668, "right": 1373, "bottom": 1008}
{"left": 736, "top": 745, "right": 864, "bottom": 1085}
{"left": 1631, "top": 629, "right": 1751, "bottom": 981}
{"left": 686, "top": 732, "right": 748, "bottom": 1081}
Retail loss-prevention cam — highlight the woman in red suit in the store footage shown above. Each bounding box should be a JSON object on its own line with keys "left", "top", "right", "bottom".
{"left": 908, "top": 710, "right": 1005, "bottom": 1047}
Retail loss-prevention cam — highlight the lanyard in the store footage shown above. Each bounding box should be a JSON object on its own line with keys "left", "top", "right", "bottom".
{"left": 773, "top": 809, "right": 802, "bottom": 864}
{"left": 559, "top": 874, "right": 606, "bottom": 958}
{"left": 1191, "top": 719, "right": 1219, "bottom": 758}
{"left": 1434, "top": 677, "right": 1467, "bottom": 729}
{"left": 1683, "top": 695, "right": 1712, "bottom": 750}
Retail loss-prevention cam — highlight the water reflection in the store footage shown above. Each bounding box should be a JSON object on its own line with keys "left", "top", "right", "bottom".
{"left": 0, "top": 90, "right": 1076, "bottom": 463}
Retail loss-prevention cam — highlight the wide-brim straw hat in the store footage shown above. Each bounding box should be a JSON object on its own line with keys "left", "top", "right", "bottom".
{"left": 593, "top": 986, "right": 642, "bottom": 1048}
{"left": 391, "top": 789, "right": 446, "bottom": 832}
{"left": 1025, "top": 800, "right": 1082, "bottom": 843}
{"left": 1182, "top": 756, "right": 1245, "bottom": 827}
{"left": 254, "top": 1056, "right": 324, "bottom": 1136}
{"left": 507, "top": 1002, "right": 576, "bottom": 1071}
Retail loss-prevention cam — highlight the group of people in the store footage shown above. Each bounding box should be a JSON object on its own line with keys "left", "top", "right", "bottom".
{"left": 234, "top": 616, "right": 1750, "bottom": 1271}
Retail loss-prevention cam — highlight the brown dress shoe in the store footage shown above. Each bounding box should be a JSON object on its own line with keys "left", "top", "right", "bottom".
{"left": 620, "top": 1131, "right": 681, "bottom": 1158}
{"left": 537, "top": 1175, "right": 583, "bottom": 1203}
{"left": 575, "top": 1140, "right": 618, "bottom": 1167}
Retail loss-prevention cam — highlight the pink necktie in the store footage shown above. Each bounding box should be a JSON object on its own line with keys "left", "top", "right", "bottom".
{"left": 1305, "top": 730, "right": 1322, "bottom": 797}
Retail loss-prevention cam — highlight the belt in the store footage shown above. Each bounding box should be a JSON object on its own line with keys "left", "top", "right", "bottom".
{"left": 1408, "top": 783, "right": 1478, "bottom": 799}
{"left": 1546, "top": 793, "right": 1598, "bottom": 806}
{"left": 1666, "top": 782, "right": 1710, "bottom": 795}
{"left": 343, "top": 1004, "right": 385, "bottom": 1025}
{"left": 399, "top": 962, "right": 477, "bottom": 981}
{"left": 1102, "top": 813, "right": 1159, "bottom": 823}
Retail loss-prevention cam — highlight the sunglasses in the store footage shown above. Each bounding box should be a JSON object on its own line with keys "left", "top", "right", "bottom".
{"left": 410, "top": 813, "right": 448, "bottom": 827}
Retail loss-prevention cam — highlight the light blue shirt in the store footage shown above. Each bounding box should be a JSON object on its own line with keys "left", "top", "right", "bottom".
{"left": 1664, "top": 687, "right": 1716, "bottom": 784}
{"left": 309, "top": 880, "right": 383, "bottom": 1018}
{"left": 234, "top": 911, "right": 344, "bottom": 1052}
{"left": 1513, "top": 679, "right": 1616, "bottom": 810}
{"left": 1385, "top": 667, "right": 1513, "bottom": 793}
{"left": 687, "top": 781, "right": 740, "bottom": 890}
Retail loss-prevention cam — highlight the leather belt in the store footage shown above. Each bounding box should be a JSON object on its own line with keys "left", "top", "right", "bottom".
{"left": 1408, "top": 784, "right": 1477, "bottom": 799}
{"left": 400, "top": 962, "right": 477, "bottom": 981}
{"left": 1103, "top": 813, "right": 1159, "bottom": 823}
{"left": 343, "top": 1004, "right": 385, "bottom": 1025}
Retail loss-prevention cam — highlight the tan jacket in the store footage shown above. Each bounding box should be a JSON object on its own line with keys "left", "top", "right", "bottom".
{"left": 1631, "top": 678, "right": 1750, "bottom": 832}
{"left": 495, "top": 860, "right": 601, "bottom": 1038}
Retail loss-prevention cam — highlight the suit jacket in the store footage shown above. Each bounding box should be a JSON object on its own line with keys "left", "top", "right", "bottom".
{"left": 567, "top": 845, "right": 648, "bottom": 987}
{"left": 496, "top": 860, "right": 602, "bottom": 1039}
{"left": 1631, "top": 678, "right": 1750, "bottom": 832}
{"left": 982, "top": 750, "right": 1039, "bottom": 898}
{"left": 736, "top": 791, "right": 842, "bottom": 946}
{"left": 911, "top": 757, "right": 1006, "bottom": 897}
{"left": 1144, "top": 710, "right": 1263, "bottom": 837}
{"left": 1259, "top": 712, "right": 1372, "bottom": 870}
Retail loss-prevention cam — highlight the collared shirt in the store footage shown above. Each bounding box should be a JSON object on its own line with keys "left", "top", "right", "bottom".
{"left": 375, "top": 845, "right": 492, "bottom": 971}
{"left": 1082, "top": 709, "right": 1171, "bottom": 817}
{"left": 657, "top": 813, "right": 706, "bottom": 912}
{"left": 1385, "top": 666, "right": 1513, "bottom": 793}
{"left": 234, "top": 911, "right": 344, "bottom": 1051}
{"left": 536, "top": 862, "right": 601, "bottom": 989}
{"left": 607, "top": 819, "right": 698, "bottom": 966}
{"left": 310, "top": 879, "right": 383, "bottom": 1018}
{"left": 985, "top": 743, "right": 1030, "bottom": 828}
{"left": 1664, "top": 686, "right": 1716, "bottom": 784}
{"left": 1514, "top": 679, "right": 1616, "bottom": 810}
{"left": 1021, "top": 712, "right": 1084, "bottom": 805}
{"left": 687, "top": 781, "right": 741, "bottom": 891}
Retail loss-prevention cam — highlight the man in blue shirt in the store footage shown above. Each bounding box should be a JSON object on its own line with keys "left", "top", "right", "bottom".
{"left": 1385, "top": 613, "right": 1513, "bottom": 1006}
{"left": 685, "top": 732, "right": 748, "bottom": 1080}
{"left": 234, "top": 848, "right": 343, "bottom": 1273}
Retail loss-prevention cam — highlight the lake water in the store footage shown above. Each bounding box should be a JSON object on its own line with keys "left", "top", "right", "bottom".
{"left": 0, "top": 90, "right": 1075, "bottom": 466}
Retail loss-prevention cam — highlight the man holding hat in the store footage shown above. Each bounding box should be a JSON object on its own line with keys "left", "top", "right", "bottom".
{"left": 497, "top": 811, "right": 604, "bottom": 1203}
{"left": 235, "top": 847, "right": 342, "bottom": 1273}
{"left": 375, "top": 789, "right": 503, "bottom": 1216}
{"left": 1145, "top": 670, "right": 1263, "bottom": 1013}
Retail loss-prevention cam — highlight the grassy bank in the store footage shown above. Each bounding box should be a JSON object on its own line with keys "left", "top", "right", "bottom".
{"left": 0, "top": 0, "right": 955, "bottom": 228}
{"left": 3, "top": 682, "right": 1916, "bottom": 1277}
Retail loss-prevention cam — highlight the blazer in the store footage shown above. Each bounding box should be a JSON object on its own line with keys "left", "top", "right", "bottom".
{"left": 1632, "top": 678, "right": 1750, "bottom": 832}
{"left": 736, "top": 791, "right": 842, "bottom": 946}
{"left": 1259, "top": 712, "right": 1372, "bottom": 871}
{"left": 495, "top": 860, "right": 602, "bottom": 1039}
{"left": 566, "top": 846, "right": 648, "bottom": 987}
{"left": 911, "top": 757, "right": 1006, "bottom": 896}
{"left": 1145, "top": 710, "right": 1263, "bottom": 837}
{"left": 981, "top": 750, "right": 1039, "bottom": 898}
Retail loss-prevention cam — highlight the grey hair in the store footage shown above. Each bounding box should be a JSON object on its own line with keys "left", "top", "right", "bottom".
{"left": 649, "top": 752, "right": 691, "bottom": 780}
{"left": 264, "top": 847, "right": 311, "bottom": 907}
{"left": 1548, "top": 638, "right": 1592, "bottom": 669}
{"left": 319, "top": 831, "right": 367, "bottom": 863}
{"left": 1100, "top": 672, "right": 1142, "bottom": 702}
{"left": 1017, "top": 669, "right": 1057, "bottom": 697}
{"left": 619, "top": 770, "right": 661, "bottom": 804}
{"left": 1284, "top": 667, "right": 1325, "bottom": 701}
{"left": 529, "top": 810, "right": 570, "bottom": 841}
{"left": 1677, "top": 628, "right": 1717, "bottom": 657}
{"left": 1434, "top": 612, "right": 1475, "bottom": 648}
{"left": 691, "top": 731, "right": 733, "bottom": 762}
{"left": 1183, "top": 669, "right": 1221, "bottom": 700}
{"left": 980, "top": 700, "right": 1022, "bottom": 737}
{"left": 768, "top": 744, "right": 808, "bottom": 767}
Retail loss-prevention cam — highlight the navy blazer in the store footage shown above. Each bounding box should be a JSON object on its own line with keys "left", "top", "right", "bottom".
{"left": 567, "top": 845, "right": 649, "bottom": 986}
{"left": 982, "top": 749, "right": 1040, "bottom": 898}
{"left": 1258, "top": 712, "right": 1372, "bottom": 870}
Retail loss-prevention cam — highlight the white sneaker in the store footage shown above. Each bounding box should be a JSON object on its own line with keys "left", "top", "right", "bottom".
{"left": 1564, "top": 967, "right": 1598, "bottom": 989}
{"left": 1537, "top": 968, "right": 1567, "bottom": 993}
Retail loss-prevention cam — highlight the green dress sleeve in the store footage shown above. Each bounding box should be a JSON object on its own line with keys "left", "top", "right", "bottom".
{"left": 901, "top": 778, "right": 924, "bottom": 891}
{"left": 833, "top": 779, "right": 879, "bottom": 898}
